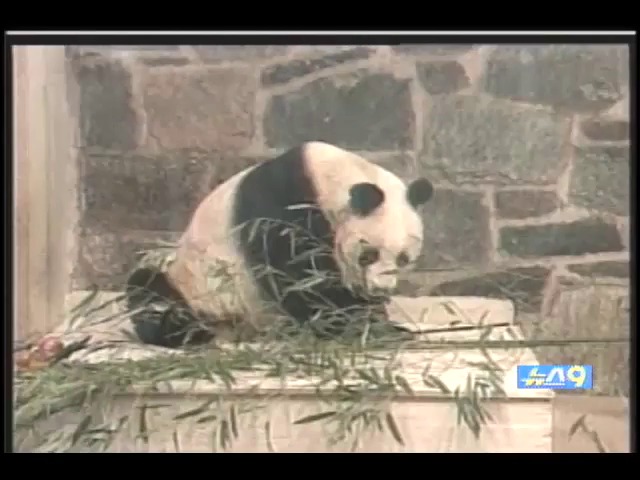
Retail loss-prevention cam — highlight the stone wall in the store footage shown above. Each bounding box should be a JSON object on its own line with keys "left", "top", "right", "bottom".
{"left": 65, "top": 44, "right": 630, "bottom": 393}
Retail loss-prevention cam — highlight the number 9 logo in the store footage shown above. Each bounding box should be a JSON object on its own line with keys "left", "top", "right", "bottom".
{"left": 567, "top": 365, "right": 586, "bottom": 387}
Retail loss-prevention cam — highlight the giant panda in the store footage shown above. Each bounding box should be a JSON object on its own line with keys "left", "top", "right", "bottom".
{"left": 125, "top": 141, "right": 434, "bottom": 348}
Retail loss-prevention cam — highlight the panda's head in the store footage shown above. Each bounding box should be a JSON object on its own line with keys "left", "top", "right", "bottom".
{"left": 332, "top": 174, "right": 433, "bottom": 300}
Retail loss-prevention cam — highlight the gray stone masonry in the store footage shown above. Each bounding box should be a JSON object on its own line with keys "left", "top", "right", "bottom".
{"left": 66, "top": 44, "right": 630, "bottom": 394}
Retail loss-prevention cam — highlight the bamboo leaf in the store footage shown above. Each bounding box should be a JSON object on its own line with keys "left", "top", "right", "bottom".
{"left": 196, "top": 414, "right": 218, "bottom": 424}
{"left": 479, "top": 325, "right": 494, "bottom": 341}
{"left": 373, "top": 415, "right": 384, "bottom": 433}
{"left": 172, "top": 430, "right": 181, "bottom": 452}
{"left": 442, "top": 301, "right": 457, "bottom": 316}
{"left": 283, "top": 276, "right": 325, "bottom": 294}
{"left": 293, "top": 411, "right": 337, "bottom": 425}
{"left": 384, "top": 412, "right": 404, "bottom": 445}
{"left": 456, "top": 397, "right": 464, "bottom": 426}
{"left": 355, "top": 368, "right": 379, "bottom": 385}
{"left": 85, "top": 427, "right": 115, "bottom": 435}
{"left": 457, "top": 398, "right": 481, "bottom": 438}
{"left": 139, "top": 403, "right": 171, "bottom": 410}
{"left": 173, "top": 400, "right": 214, "bottom": 420}
{"left": 229, "top": 404, "right": 239, "bottom": 438}
{"left": 220, "top": 419, "right": 230, "bottom": 450}
{"left": 265, "top": 420, "right": 276, "bottom": 453}
{"left": 394, "top": 375, "right": 414, "bottom": 396}
{"left": 369, "top": 367, "right": 383, "bottom": 384}
{"left": 138, "top": 404, "right": 149, "bottom": 444}
{"left": 569, "top": 414, "right": 587, "bottom": 438}
{"left": 477, "top": 309, "right": 490, "bottom": 326}
{"left": 67, "top": 287, "right": 100, "bottom": 330}
{"left": 383, "top": 365, "right": 394, "bottom": 384}
{"left": 470, "top": 385, "right": 485, "bottom": 424}
{"left": 68, "top": 286, "right": 99, "bottom": 315}
{"left": 423, "top": 374, "right": 451, "bottom": 394}
{"left": 71, "top": 415, "right": 92, "bottom": 446}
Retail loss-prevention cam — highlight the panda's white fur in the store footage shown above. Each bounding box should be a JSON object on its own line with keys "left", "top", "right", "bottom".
{"left": 125, "top": 141, "right": 433, "bottom": 347}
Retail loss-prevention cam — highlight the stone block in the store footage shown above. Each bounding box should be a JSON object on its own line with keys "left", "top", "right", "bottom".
{"left": 79, "top": 153, "right": 211, "bottom": 232}
{"left": 600, "top": 98, "right": 629, "bottom": 120}
{"left": 534, "top": 283, "right": 630, "bottom": 395}
{"left": 580, "top": 118, "right": 629, "bottom": 141}
{"left": 68, "top": 46, "right": 191, "bottom": 66}
{"left": 261, "top": 47, "right": 373, "bottom": 86}
{"left": 499, "top": 218, "right": 624, "bottom": 258}
{"left": 73, "top": 228, "right": 180, "bottom": 290}
{"left": 430, "top": 266, "right": 551, "bottom": 313}
{"left": 482, "top": 45, "right": 629, "bottom": 111}
{"left": 67, "top": 45, "right": 182, "bottom": 59}
{"left": 618, "top": 217, "right": 629, "bottom": 249}
{"left": 416, "top": 61, "right": 470, "bottom": 95}
{"left": 207, "top": 155, "right": 265, "bottom": 191}
{"left": 495, "top": 189, "right": 560, "bottom": 219}
{"left": 569, "top": 146, "right": 629, "bottom": 216}
{"left": 264, "top": 70, "right": 414, "bottom": 150}
{"left": 420, "top": 95, "right": 568, "bottom": 185}
{"left": 142, "top": 67, "right": 255, "bottom": 152}
{"left": 567, "top": 261, "right": 630, "bottom": 279}
{"left": 72, "top": 57, "right": 140, "bottom": 150}
{"left": 392, "top": 45, "right": 474, "bottom": 56}
{"left": 140, "top": 57, "right": 191, "bottom": 67}
{"left": 287, "top": 46, "right": 363, "bottom": 55}
{"left": 192, "top": 45, "right": 290, "bottom": 62}
{"left": 418, "top": 189, "right": 492, "bottom": 269}
{"left": 369, "top": 154, "right": 418, "bottom": 182}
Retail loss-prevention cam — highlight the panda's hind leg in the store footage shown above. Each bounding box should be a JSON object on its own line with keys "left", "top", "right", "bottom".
{"left": 125, "top": 267, "right": 214, "bottom": 348}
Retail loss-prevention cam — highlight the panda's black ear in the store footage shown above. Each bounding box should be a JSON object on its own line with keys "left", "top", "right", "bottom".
{"left": 407, "top": 178, "right": 433, "bottom": 207}
{"left": 349, "top": 182, "right": 385, "bottom": 216}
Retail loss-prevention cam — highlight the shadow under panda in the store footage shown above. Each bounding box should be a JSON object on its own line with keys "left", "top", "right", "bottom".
{"left": 125, "top": 141, "right": 434, "bottom": 348}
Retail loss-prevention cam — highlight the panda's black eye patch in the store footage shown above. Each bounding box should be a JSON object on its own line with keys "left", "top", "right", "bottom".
{"left": 358, "top": 246, "right": 380, "bottom": 267}
{"left": 396, "top": 252, "right": 410, "bottom": 268}
{"left": 349, "top": 182, "right": 385, "bottom": 216}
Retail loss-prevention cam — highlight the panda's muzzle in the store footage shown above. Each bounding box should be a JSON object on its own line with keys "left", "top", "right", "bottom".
{"left": 368, "top": 291, "right": 393, "bottom": 303}
{"left": 365, "top": 281, "right": 397, "bottom": 300}
{"left": 351, "top": 283, "right": 392, "bottom": 302}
